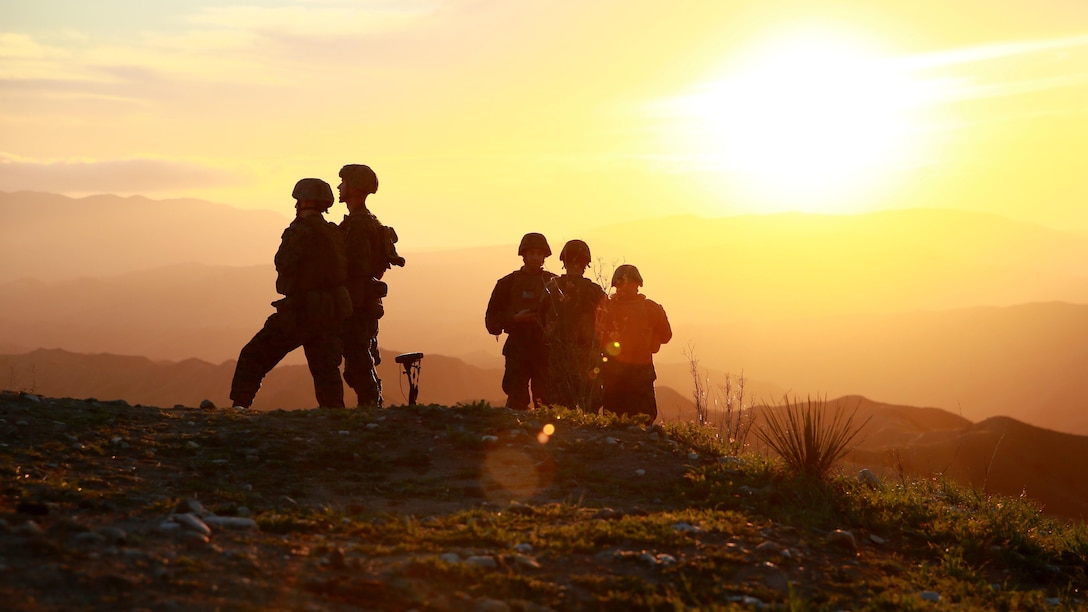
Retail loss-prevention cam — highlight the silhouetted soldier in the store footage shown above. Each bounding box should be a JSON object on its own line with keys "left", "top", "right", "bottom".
{"left": 485, "top": 233, "right": 556, "bottom": 410}
{"left": 337, "top": 164, "right": 405, "bottom": 407}
{"left": 542, "top": 239, "right": 606, "bottom": 412}
{"left": 230, "top": 178, "right": 352, "bottom": 409}
{"left": 596, "top": 264, "right": 672, "bottom": 422}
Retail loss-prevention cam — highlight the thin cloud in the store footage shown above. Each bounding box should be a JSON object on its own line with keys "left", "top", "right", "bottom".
{"left": 0, "top": 155, "right": 240, "bottom": 194}
{"left": 185, "top": 2, "right": 439, "bottom": 37}
{"left": 898, "top": 33, "right": 1088, "bottom": 70}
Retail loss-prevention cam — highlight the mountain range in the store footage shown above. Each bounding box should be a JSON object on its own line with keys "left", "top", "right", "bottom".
{"left": 3, "top": 191, "right": 1087, "bottom": 434}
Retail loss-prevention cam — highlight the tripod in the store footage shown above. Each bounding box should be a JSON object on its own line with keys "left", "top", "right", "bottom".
{"left": 394, "top": 352, "right": 424, "bottom": 405}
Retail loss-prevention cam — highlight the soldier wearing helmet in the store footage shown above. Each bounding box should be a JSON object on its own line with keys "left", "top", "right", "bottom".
{"left": 485, "top": 232, "right": 556, "bottom": 410}
{"left": 542, "top": 239, "right": 606, "bottom": 412}
{"left": 230, "top": 178, "right": 352, "bottom": 410}
{"left": 337, "top": 163, "right": 405, "bottom": 408}
{"left": 595, "top": 264, "right": 672, "bottom": 422}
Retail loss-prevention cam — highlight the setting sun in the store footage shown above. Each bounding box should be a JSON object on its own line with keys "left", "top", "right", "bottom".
{"left": 670, "top": 28, "right": 936, "bottom": 213}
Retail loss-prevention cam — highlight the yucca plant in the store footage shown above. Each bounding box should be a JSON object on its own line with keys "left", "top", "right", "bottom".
{"left": 755, "top": 395, "right": 870, "bottom": 479}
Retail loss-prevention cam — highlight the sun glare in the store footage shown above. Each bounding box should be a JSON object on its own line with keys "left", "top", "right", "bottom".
{"left": 673, "top": 28, "right": 932, "bottom": 213}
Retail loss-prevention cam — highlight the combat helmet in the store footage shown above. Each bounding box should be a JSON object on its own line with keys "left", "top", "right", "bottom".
{"left": 291, "top": 178, "right": 334, "bottom": 208}
{"left": 559, "top": 239, "right": 591, "bottom": 266}
{"left": 518, "top": 232, "right": 551, "bottom": 257}
{"left": 339, "top": 164, "right": 379, "bottom": 195}
{"left": 611, "top": 264, "right": 643, "bottom": 287}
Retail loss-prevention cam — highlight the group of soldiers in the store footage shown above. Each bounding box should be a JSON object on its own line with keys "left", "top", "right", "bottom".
{"left": 229, "top": 172, "right": 672, "bottom": 423}
{"left": 229, "top": 164, "right": 403, "bottom": 410}
{"left": 486, "top": 233, "right": 673, "bottom": 422}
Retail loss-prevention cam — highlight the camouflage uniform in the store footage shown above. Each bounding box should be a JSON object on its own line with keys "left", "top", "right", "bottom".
{"left": 230, "top": 214, "right": 351, "bottom": 408}
{"left": 596, "top": 290, "right": 672, "bottom": 422}
{"left": 340, "top": 210, "right": 402, "bottom": 407}
{"left": 542, "top": 274, "right": 606, "bottom": 411}
{"left": 486, "top": 266, "right": 557, "bottom": 410}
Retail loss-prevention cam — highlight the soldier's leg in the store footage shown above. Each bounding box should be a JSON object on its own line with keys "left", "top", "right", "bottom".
{"left": 631, "top": 365, "right": 659, "bottom": 423}
{"left": 600, "top": 362, "right": 644, "bottom": 419}
{"left": 502, "top": 350, "right": 532, "bottom": 410}
{"left": 342, "top": 314, "right": 381, "bottom": 407}
{"left": 230, "top": 313, "right": 299, "bottom": 408}
{"left": 303, "top": 327, "right": 345, "bottom": 409}
{"left": 528, "top": 342, "right": 551, "bottom": 408}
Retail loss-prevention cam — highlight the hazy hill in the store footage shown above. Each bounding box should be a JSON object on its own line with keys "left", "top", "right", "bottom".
{"left": 0, "top": 348, "right": 505, "bottom": 411}
{"left": 3, "top": 265, "right": 1087, "bottom": 433}
{"left": 0, "top": 191, "right": 289, "bottom": 282}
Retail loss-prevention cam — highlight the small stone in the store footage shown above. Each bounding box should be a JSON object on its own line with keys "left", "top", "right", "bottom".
{"left": 186, "top": 441, "right": 201, "bottom": 449}
{"left": 756, "top": 541, "right": 782, "bottom": 555}
{"left": 825, "top": 529, "right": 857, "bottom": 554}
{"left": 510, "top": 554, "right": 541, "bottom": 569}
{"left": 338, "top": 430, "right": 350, "bottom": 436}
{"left": 199, "top": 399, "right": 216, "bottom": 410}
{"left": 920, "top": 591, "right": 940, "bottom": 603}
{"left": 858, "top": 468, "right": 882, "bottom": 488}
{"left": 204, "top": 516, "right": 259, "bottom": 531}
{"left": 73, "top": 531, "right": 107, "bottom": 546}
{"left": 172, "top": 513, "right": 212, "bottom": 537}
{"left": 655, "top": 553, "right": 677, "bottom": 566}
{"left": 605, "top": 437, "right": 618, "bottom": 445}
{"left": 513, "top": 543, "right": 533, "bottom": 553}
{"left": 634, "top": 469, "right": 646, "bottom": 477}
{"left": 481, "top": 435, "right": 499, "bottom": 443}
{"left": 438, "top": 552, "right": 460, "bottom": 564}
{"left": 687, "top": 452, "right": 700, "bottom": 460}
{"left": 869, "top": 534, "right": 886, "bottom": 545}
{"left": 672, "top": 522, "right": 701, "bottom": 533}
{"left": 176, "top": 499, "right": 211, "bottom": 517}
{"left": 475, "top": 598, "right": 510, "bottom": 612}
{"left": 14, "top": 521, "right": 44, "bottom": 536}
{"left": 178, "top": 530, "right": 210, "bottom": 546}
{"left": 464, "top": 555, "right": 498, "bottom": 568}
{"left": 719, "top": 456, "right": 744, "bottom": 466}
{"left": 366, "top": 423, "right": 379, "bottom": 430}
{"left": 638, "top": 552, "right": 658, "bottom": 567}
{"left": 593, "top": 508, "right": 618, "bottom": 520}
{"left": 507, "top": 501, "right": 533, "bottom": 515}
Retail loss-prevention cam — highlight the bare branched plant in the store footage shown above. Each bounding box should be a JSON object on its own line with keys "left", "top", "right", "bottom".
{"left": 684, "top": 347, "right": 755, "bottom": 456}
{"left": 715, "top": 372, "right": 754, "bottom": 456}
{"left": 683, "top": 344, "right": 710, "bottom": 425}
{"left": 755, "top": 395, "right": 871, "bottom": 479}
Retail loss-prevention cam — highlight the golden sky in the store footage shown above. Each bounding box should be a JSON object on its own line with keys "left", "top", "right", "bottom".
{"left": 2, "top": 0, "right": 1087, "bottom": 248}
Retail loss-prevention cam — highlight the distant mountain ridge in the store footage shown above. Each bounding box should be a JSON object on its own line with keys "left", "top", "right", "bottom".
{"left": 0, "top": 348, "right": 504, "bottom": 411}
{"left": 0, "top": 191, "right": 290, "bottom": 282}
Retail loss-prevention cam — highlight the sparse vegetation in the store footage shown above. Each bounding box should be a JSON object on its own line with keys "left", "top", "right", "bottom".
{"left": 755, "top": 394, "right": 872, "bottom": 479}
{"left": 685, "top": 347, "right": 756, "bottom": 456}
{"left": 0, "top": 390, "right": 1084, "bottom": 610}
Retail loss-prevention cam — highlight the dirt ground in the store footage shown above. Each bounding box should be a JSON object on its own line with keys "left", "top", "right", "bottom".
{"left": 2, "top": 391, "right": 1083, "bottom": 611}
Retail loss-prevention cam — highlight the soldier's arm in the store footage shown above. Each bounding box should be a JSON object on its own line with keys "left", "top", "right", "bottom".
{"left": 485, "top": 276, "right": 511, "bottom": 335}
{"left": 273, "top": 225, "right": 305, "bottom": 296}
{"left": 652, "top": 301, "right": 673, "bottom": 345}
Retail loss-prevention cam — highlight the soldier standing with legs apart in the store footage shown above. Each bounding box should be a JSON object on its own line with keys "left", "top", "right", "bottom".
{"left": 485, "top": 233, "right": 556, "bottom": 410}
{"left": 338, "top": 164, "right": 405, "bottom": 408}
{"left": 542, "top": 239, "right": 606, "bottom": 412}
{"left": 596, "top": 264, "right": 672, "bottom": 422}
{"left": 230, "top": 178, "right": 353, "bottom": 410}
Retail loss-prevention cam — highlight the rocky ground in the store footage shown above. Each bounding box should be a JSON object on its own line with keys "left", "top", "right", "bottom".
{"left": 0, "top": 390, "right": 1084, "bottom": 611}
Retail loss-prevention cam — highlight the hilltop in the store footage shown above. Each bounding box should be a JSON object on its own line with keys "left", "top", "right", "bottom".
{"left": 2, "top": 392, "right": 1084, "bottom": 610}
